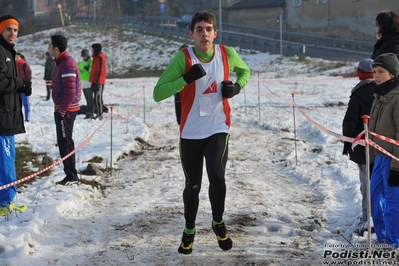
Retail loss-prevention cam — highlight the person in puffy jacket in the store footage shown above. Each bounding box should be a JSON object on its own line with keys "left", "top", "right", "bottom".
{"left": 0, "top": 15, "right": 30, "bottom": 216}
{"left": 48, "top": 35, "right": 81, "bottom": 186}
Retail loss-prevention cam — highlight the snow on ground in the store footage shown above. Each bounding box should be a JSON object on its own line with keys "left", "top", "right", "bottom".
{"left": 0, "top": 25, "right": 387, "bottom": 265}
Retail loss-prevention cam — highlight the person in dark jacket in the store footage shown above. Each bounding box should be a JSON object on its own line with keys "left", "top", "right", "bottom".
{"left": 372, "top": 10, "right": 399, "bottom": 59}
{"left": 48, "top": 35, "right": 81, "bottom": 185}
{"left": 44, "top": 51, "right": 55, "bottom": 101}
{"left": 0, "top": 15, "right": 31, "bottom": 216}
{"left": 342, "top": 58, "right": 375, "bottom": 231}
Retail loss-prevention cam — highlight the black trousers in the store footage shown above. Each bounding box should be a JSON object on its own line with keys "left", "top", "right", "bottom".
{"left": 94, "top": 85, "right": 104, "bottom": 116}
{"left": 83, "top": 88, "right": 94, "bottom": 115}
{"left": 54, "top": 111, "right": 78, "bottom": 180}
{"left": 46, "top": 85, "right": 52, "bottom": 100}
{"left": 180, "top": 133, "right": 229, "bottom": 229}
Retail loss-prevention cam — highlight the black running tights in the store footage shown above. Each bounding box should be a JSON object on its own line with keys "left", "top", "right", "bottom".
{"left": 179, "top": 133, "right": 229, "bottom": 229}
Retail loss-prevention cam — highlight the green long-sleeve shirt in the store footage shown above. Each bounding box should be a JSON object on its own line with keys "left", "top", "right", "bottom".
{"left": 78, "top": 58, "right": 92, "bottom": 82}
{"left": 153, "top": 45, "right": 250, "bottom": 102}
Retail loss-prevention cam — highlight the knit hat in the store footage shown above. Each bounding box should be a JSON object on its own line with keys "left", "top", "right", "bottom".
{"left": 372, "top": 53, "right": 399, "bottom": 77}
{"left": 356, "top": 58, "right": 374, "bottom": 79}
{"left": 91, "top": 43, "right": 102, "bottom": 55}
{"left": 81, "top": 48, "right": 90, "bottom": 57}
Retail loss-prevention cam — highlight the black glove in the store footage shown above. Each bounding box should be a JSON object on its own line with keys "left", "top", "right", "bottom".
{"left": 84, "top": 65, "right": 90, "bottom": 71}
{"left": 342, "top": 142, "right": 351, "bottom": 155}
{"left": 91, "top": 83, "right": 99, "bottom": 92}
{"left": 221, "top": 80, "right": 241, "bottom": 98}
{"left": 20, "top": 79, "right": 32, "bottom": 96}
{"left": 388, "top": 170, "right": 399, "bottom": 187}
{"left": 183, "top": 64, "right": 206, "bottom": 84}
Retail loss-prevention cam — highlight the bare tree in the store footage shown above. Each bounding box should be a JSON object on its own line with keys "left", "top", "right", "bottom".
{"left": 97, "top": 0, "right": 121, "bottom": 24}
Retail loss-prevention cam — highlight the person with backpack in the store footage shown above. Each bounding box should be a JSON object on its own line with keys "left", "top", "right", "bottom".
{"left": 15, "top": 52, "right": 32, "bottom": 122}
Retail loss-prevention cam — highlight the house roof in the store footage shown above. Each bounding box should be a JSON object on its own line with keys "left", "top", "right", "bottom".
{"left": 226, "top": 0, "right": 285, "bottom": 10}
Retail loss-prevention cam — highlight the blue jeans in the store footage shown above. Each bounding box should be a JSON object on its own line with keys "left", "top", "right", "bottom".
{"left": 21, "top": 93, "right": 30, "bottom": 121}
{"left": 371, "top": 155, "right": 399, "bottom": 247}
{"left": 0, "top": 135, "right": 16, "bottom": 207}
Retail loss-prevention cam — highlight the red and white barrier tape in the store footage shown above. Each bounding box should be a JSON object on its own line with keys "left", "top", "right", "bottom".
{"left": 0, "top": 88, "right": 144, "bottom": 191}
{"left": 264, "top": 83, "right": 399, "bottom": 163}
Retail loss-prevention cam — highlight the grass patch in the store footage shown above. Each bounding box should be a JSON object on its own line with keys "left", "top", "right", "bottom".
{"left": 293, "top": 55, "right": 311, "bottom": 64}
{"left": 311, "top": 147, "right": 323, "bottom": 153}
{"left": 15, "top": 142, "right": 49, "bottom": 188}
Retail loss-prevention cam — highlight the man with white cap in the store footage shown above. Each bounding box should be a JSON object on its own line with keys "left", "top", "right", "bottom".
{"left": 0, "top": 15, "right": 31, "bottom": 216}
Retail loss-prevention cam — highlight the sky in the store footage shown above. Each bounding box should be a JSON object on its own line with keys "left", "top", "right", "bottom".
{"left": 0, "top": 25, "right": 392, "bottom": 266}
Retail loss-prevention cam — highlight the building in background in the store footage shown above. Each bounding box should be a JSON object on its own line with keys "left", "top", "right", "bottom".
{"left": 4, "top": 0, "right": 398, "bottom": 42}
{"left": 222, "top": 0, "right": 397, "bottom": 42}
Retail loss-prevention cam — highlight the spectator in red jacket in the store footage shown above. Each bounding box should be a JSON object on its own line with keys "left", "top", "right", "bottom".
{"left": 15, "top": 52, "right": 32, "bottom": 122}
{"left": 89, "top": 43, "right": 107, "bottom": 120}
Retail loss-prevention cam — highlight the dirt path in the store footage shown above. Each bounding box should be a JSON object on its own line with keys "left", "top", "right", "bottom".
{"left": 26, "top": 99, "right": 359, "bottom": 266}
{"left": 64, "top": 104, "right": 334, "bottom": 265}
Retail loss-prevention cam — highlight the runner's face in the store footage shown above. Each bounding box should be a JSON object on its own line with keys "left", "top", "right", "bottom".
{"left": 189, "top": 21, "right": 217, "bottom": 54}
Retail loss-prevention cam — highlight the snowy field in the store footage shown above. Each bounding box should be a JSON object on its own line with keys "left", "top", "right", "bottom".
{"left": 0, "top": 25, "right": 389, "bottom": 265}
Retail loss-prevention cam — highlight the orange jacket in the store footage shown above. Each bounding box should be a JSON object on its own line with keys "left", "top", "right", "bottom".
{"left": 89, "top": 52, "right": 106, "bottom": 84}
